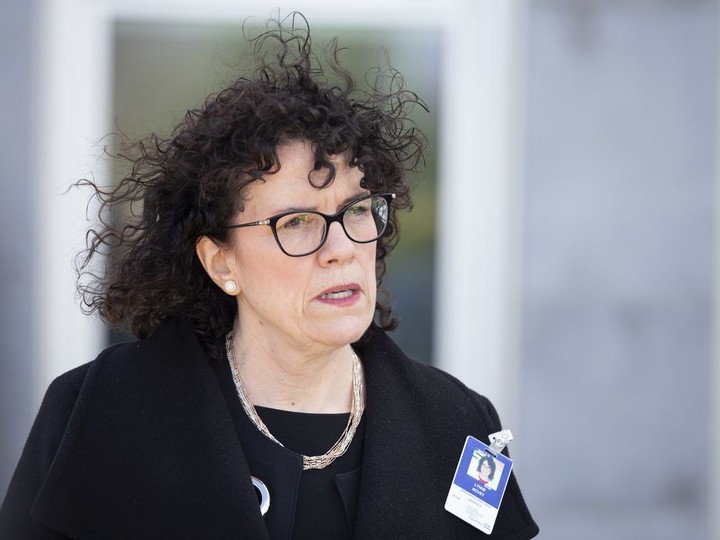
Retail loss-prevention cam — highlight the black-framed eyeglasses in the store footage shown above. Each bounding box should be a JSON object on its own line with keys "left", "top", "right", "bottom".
{"left": 223, "top": 193, "right": 395, "bottom": 257}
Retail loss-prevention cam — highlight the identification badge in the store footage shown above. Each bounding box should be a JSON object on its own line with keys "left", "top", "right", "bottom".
{"left": 444, "top": 434, "right": 513, "bottom": 534}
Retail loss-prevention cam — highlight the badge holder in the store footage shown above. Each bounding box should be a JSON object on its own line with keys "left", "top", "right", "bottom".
{"left": 444, "top": 430, "right": 515, "bottom": 535}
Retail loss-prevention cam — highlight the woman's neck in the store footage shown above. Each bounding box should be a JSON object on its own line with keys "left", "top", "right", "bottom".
{"left": 230, "top": 331, "right": 355, "bottom": 414}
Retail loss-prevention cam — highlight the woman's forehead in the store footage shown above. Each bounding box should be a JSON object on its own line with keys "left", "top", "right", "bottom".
{"left": 241, "top": 165, "right": 366, "bottom": 215}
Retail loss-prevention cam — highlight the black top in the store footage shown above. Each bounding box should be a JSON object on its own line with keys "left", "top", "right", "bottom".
{"left": 213, "top": 357, "right": 364, "bottom": 540}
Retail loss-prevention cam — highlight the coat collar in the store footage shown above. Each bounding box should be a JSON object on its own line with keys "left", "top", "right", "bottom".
{"left": 352, "top": 330, "right": 481, "bottom": 537}
{"left": 32, "top": 318, "right": 269, "bottom": 539}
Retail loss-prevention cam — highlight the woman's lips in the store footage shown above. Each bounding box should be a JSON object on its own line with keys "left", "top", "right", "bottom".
{"left": 321, "top": 290, "right": 354, "bottom": 300}
{"left": 317, "top": 284, "right": 361, "bottom": 305}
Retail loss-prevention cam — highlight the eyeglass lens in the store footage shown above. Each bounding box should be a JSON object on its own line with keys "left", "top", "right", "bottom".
{"left": 275, "top": 195, "right": 389, "bottom": 256}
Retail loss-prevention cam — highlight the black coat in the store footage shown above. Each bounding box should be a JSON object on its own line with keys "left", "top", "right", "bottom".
{"left": 0, "top": 319, "right": 538, "bottom": 539}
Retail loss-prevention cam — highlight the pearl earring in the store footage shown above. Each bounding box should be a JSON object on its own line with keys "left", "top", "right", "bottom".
{"left": 223, "top": 280, "right": 238, "bottom": 294}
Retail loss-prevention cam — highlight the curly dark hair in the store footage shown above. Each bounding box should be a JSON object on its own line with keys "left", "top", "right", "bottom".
{"left": 77, "top": 13, "right": 428, "bottom": 360}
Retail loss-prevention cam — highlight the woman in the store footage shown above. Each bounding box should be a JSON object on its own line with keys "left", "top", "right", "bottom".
{"left": 0, "top": 15, "right": 538, "bottom": 539}
{"left": 477, "top": 455, "right": 498, "bottom": 487}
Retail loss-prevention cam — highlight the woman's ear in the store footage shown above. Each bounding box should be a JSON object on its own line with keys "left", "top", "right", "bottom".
{"left": 196, "top": 236, "right": 239, "bottom": 296}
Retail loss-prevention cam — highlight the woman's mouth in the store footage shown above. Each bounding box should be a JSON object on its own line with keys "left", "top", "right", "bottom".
{"left": 317, "top": 284, "right": 361, "bottom": 305}
{"left": 321, "top": 290, "right": 354, "bottom": 300}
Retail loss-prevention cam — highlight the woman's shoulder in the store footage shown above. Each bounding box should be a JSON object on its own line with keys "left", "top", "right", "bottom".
{"left": 46, "top": 341, "right": 133, "bottom": 399}
{"left": 56, "top": 318, "right": 206, "bottom": 377}
{"left": 358, "top": 327, "right": 488, "bottom": 393}
{"left": 357, "top": 328, "right": 501, "bottom": 428}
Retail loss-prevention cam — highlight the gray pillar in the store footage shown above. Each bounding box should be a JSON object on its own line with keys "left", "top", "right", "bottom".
{"left": 0, "top": 0, "right": 40, "bottom": 495}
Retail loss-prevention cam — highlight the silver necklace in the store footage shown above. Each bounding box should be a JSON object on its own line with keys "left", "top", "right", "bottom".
{"left": 225, "top": 332, "right": 366, "bottom": 470}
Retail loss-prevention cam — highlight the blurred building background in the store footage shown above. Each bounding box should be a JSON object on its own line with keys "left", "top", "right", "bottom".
{"left": 1, "top": 0, "right": 718, "bottom": 538}
{"left": 521, "top": 2, "right": 717, "bottom": 538}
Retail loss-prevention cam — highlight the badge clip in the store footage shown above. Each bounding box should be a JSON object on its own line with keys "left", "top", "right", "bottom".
{"left": 488, "top": 429, "right": 513, "bottom": 455}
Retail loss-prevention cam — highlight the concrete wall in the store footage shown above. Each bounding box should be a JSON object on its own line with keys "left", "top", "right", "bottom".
{"left": 519, "top": 1, "right": 718, "bottom": 538}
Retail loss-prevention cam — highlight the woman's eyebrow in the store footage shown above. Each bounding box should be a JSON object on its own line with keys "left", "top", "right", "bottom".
{"left": 340, "top": 191, "right": 372, "bottom": 206}
{"left": 272, "top": 192, "right": 371, "bottom": 215}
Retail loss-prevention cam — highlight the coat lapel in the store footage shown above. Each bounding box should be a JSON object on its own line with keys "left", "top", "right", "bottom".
{"left": 32, "top": 319, "right": 269, "bottom": 539}
{"left": 352, "top": 331, "right": 494, "bottom": 538}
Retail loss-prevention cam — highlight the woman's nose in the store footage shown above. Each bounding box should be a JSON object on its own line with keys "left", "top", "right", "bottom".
{"left": 318, "top": 221, "right": 355, "bottom": 264}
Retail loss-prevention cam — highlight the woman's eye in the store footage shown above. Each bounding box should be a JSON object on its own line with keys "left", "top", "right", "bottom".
{"left": 346, "top": 202, "right": 370, "bottom": 216}
{"left": 281, "top": 213, "right": 312, "bottom": 229}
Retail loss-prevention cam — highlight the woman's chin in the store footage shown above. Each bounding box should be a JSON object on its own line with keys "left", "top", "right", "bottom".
{"left": 311, "top": 317, "right": 372, "bottom": 348}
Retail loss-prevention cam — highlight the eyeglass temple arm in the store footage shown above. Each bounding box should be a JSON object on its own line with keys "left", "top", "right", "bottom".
{"left": 225, "top": 219, "right": 271, "bottom": 230}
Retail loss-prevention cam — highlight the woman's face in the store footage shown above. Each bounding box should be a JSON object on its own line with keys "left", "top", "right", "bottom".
{"left": 226, "top": 140, "right": 377, "bottom": 354}
{"left": 479, "top": 460, "right": 492, "bottom": 481}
